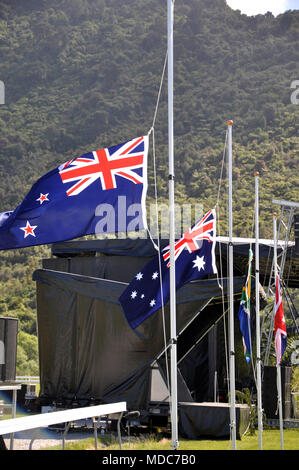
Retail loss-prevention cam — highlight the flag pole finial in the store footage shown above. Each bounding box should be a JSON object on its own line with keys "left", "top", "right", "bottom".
{"left": 254, "top": 171, "right": 259, "bottom": 177}
{"left": 227, "top": 120, "right": 233, "bottom": 126}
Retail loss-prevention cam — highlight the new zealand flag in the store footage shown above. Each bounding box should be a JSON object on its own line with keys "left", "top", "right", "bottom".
{"left": 119, "top": 209, "right": 217, "bottom": 329}
{"left": 0, "top": 136, "right": 148, "bottom": 250}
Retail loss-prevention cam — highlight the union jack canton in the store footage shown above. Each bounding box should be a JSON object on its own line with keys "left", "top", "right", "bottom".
{"left": 59, "top": 136, "right": 146, "bottom": 195}
{"left": 163, "top": 209, "right": 215, "bottom": 267}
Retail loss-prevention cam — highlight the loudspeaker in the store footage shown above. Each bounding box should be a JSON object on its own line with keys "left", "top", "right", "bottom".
{"left": 262, "top": 366, "right": 292, "bottom": 419}
{"left": 0, "top": 317, "right": 18, "bottom": 382}
{"left": 294, "top": 213, "right": 299, "bottom": 255}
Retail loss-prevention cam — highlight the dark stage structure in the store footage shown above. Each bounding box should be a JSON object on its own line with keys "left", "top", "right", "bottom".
{"left": 32, "top": 237, "right": 298, "bottom": 438}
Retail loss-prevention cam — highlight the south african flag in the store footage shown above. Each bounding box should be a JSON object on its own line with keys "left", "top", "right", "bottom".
{"left": 238, "top": 248, "right": 253, "bottom": 364}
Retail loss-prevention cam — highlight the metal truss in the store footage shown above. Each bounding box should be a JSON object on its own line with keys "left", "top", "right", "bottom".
{"left": 261, "top": 200, "right": 299, "bottom": 366}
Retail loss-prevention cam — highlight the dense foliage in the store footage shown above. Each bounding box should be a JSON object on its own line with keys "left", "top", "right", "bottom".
{"left": 0, "top": 0, "right": 298, "bottom": 375}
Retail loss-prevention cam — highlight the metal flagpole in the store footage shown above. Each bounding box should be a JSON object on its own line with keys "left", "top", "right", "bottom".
{"left": 167, "top": 0, "right": 178, "bottom": 450}
{"left": 254, "top": 171, "right": 263, "bottom": 450}
{"left": 273, "top": 212, "right": 284, "bottom": 450}
{"left": 227, "top": 120, "right": 236, "bottom": 450}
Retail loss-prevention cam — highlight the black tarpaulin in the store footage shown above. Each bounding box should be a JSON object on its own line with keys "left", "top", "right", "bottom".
{"left": 50, "top": 237, "right": 299, "bottom": 288}
{"left": 178, "top": 402, "right": 250, "bottom": 439}
{"left": 33, "top": 267, "right": 245, "bottom": 411}
{"left": 51, "top": 238, "right": 166, "bottom": 257}
{"left": 42, "top": 250, "right": 156, "bottom": 283}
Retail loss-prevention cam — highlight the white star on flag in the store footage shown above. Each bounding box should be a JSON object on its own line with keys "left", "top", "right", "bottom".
{"left": 131, "top": 290, "right": 137, "bottom": 299}
{"left": 152, "top": 271, "right": 159, "bottom": 280}
{"left": 36, "top": 193, "right": 49, "bottom": 204}
{"left": 136, "top": 272, "right": 143, "bottom": 280}
{"left": 150, "top": 299, "right": 156, "bottom": 307}
{"left": 20, "top": 221, "right": 37, "bottom": 238}
{"left": 192, "top": 255, "right": 205, "bottom": 272}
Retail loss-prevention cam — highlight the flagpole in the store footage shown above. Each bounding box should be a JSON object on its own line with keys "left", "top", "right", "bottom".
{"left": 273, "top": 212, "right": 284, "bottom": 450}
{"left": 227, "top": 120, "right": 236, "bottom": 450}
{"left": 167, "top": 0, "right": 178, "bottom": 450}
{"left": 254, "top": 171, "right": 263, "bottom": 450}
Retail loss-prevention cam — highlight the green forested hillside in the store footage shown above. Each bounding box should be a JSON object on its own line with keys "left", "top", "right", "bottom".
{"left": 0, "top": 0, "right": 298, "bottom": 374}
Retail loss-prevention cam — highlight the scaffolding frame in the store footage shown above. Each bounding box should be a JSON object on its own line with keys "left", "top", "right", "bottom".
{"left": 261, "top": 199, "right": 299, "bottom": 366}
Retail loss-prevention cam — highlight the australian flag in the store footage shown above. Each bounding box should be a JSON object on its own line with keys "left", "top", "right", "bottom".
{"left": 0, "top": 136, "right": 148, "bottom": 250}
{"left": 119, "top": 209, "right": 217, "bottom": 329}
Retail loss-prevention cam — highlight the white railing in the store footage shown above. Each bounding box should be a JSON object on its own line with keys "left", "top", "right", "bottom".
{"left": 0, "top": 401, "right": 127, "bottom": 450}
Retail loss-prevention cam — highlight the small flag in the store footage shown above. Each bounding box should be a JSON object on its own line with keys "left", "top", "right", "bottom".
{"left": 238, "top": 248, "right": 253, "bottom": 364}
{"left": 274, "top": 274, "right": 287, "bottom": 366}
{"left": 0, "top": 136, "right": 148, "bottom": 250}
{"left": 119, "top": 209, "right": 217, "bottom": 329}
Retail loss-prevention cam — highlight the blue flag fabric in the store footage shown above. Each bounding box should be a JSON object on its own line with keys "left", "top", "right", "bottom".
{"left": 119, "top": 209, "right": 217, "bottom": 329}
{"left": 238, "top": 248, "right": 253, "bottom": 364}
{"left": 0, "top": 136, "right": 148, "bottom": 251}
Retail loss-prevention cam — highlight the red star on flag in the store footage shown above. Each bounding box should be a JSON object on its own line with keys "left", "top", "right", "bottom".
{"left": 36, "top": 193, "right": 49, "bottom": 204}
{"left": 20, "top": 221, "right": 37, "bottom": 238}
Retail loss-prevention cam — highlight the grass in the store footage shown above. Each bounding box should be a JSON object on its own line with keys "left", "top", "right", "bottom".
{"left": 2, "top": 407, "right": 298, "bottom": 451}
{"left": 42, "top": 428, "right": 299, "bottom": 451}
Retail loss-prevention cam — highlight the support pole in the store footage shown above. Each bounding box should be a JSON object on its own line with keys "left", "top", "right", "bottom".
{"left": 117, "top": 411, "right": 124, "bottom": 450}
{"left": 254, "top": 172, "right": 263, "bottom": 450}
{"left": 277, "top": 364, "right": 284, "bottom": 450}
{"left": 167, "top": 0, "right": 178, "bottom": 451}
{"left": 227, "top": 120, "right": 236, "bottom": 450}
{"left": 273, "top": 213, "right": 284, "bottom": 450}
{"left": 9, "top": 389, "right": 17, "bottom": 450}
{"left": 62, "top": 421, "right": 71, "bottom": 450}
